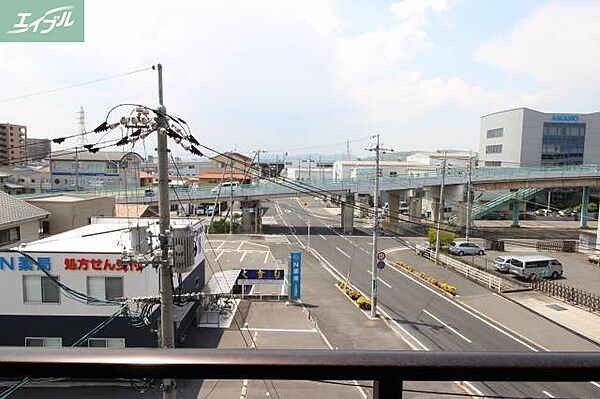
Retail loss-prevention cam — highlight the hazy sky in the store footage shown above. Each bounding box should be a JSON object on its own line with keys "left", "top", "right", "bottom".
{"left": 1, "top": 0, "right": 598, "bottom": 159}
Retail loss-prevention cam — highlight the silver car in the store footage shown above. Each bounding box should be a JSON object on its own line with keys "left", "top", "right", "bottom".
{"left": 493, "top": 255, "right": 513, "bottom": 272}
{"left": 448, "top": 240, "right": 485, "bottom": 256}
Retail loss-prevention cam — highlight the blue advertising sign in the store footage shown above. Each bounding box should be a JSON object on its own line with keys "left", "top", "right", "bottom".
{"left": 237, "top": 268, "right": 285, "bottom": 285}
{"left": 290, "top": 251, "right": 301, "bottom": 301}
{"left": 551, "top": 114, "right": 579, "bottom": 122}
{"left": 0, "top": 255, "right": 51, "bottom": 271}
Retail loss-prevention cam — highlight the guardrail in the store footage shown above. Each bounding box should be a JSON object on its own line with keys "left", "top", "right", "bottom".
{"left": 532, "top": 280, "right": 600, "bottom": 313}
{"left": 416, "top": 246, "right": 503, "bottom": 292}
{"left": 1, "top": 349, "right": 599, "bottom": 398}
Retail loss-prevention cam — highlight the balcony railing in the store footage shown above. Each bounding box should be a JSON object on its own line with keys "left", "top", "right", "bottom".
{"left": 0, "top": 349, "right": 599, "bottom": 398}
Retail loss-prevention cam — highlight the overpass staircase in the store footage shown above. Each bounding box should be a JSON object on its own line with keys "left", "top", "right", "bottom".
{"left": 449, "top": 187, "right": 545, "bottom": 224}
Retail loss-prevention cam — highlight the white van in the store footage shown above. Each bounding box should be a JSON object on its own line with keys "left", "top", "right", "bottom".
{"left": 509, "top": 255, "right": 563, "bottom": 280}
{"left": 211, "top": 181, "right": 240, "bottom": 194}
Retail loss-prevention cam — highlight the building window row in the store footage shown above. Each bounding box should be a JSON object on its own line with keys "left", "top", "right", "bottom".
{"left": 485, "top": 144, "right": 503, "bottom": 154}
{"left": 486, "top": 128, "right": 503, "bottom": 139}
{"left": 25, "top": 337, "right": 125, "bottom": 348}
{"left": 484, "top": 161, "right": 502, "bottom": 167}
{"left": 0, "top": 226, "right": 20, "bottom": 245}
{"left": 22, "top": 275, "right": 124, "bottom": 304}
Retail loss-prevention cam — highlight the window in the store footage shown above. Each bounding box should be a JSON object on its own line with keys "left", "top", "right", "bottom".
{"left": 88, "top": 338, "right": 125, "bottom": 348}
{"left": 0, "top": 226, "right": 20, "bottom": 245}
{"left": 486, "top": 128, "right": 503, "bottom": 138}
{"left": 484, "top": 161, "right": 502, "bottom": 167}
{"left": 485, "top": 144, "right": 503, "bottom": 154}
{"left": 23, "top": 275, "right": 60, "bottom": 303}
{"left": 87, "top": 276, "right": 124, "bottom": 302}
{"left": 54, "top": 178, "right": 60, "bottom": 185}
{"left": 389, "top": 171, "right": 398, "bottom": 177}
{"left": 25, "top": 337, "right": 62, "bottom": 347}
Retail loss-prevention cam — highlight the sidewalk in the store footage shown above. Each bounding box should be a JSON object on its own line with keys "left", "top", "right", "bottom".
{"left": 385, "top": 245, "right": 600, "bottom": 351}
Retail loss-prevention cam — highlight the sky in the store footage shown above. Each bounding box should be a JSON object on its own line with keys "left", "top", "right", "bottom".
{"left": 1, "top": 0, "right": 599, "bottom": 159}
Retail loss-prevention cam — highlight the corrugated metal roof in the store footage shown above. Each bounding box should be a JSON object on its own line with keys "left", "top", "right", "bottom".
{"left": 0, "top": 190, "right": 50, "bottom": 226}
{"left": 50, "top": 151, "right": 142, "bottom": 162}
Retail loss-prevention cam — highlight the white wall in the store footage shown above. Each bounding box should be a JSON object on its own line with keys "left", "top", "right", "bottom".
{"left": 480, "top": 108, "right": 524, "bottom": 167}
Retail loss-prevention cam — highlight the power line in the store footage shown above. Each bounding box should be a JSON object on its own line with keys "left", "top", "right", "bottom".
{"left": 0, "top": 66, "right": 153, "bottom": 104}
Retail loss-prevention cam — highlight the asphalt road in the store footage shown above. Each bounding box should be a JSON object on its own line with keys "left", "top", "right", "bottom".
{"left": 268, "top": 197, "right": 600, "bottom": 399}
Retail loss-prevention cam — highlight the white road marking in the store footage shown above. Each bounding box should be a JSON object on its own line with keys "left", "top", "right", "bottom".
{"left": 387, "top": 260, "right": 539, "bottom": 351}
{"left": 385, "top": 247, "right": 409, "bottom": 253}
{"left": 240, "top": 251, "right": 247, "bottom": 263}
{"left": 590, "top": 381, "right": 600, "bottom": 389}
{"left": 365, "top": 270, "right": 392, "bottom": 288}
{"left": 423, "top": 310, "right": 472, "bottom": 343}
{"left": 336, "top": 247, "right": 351, "bottom": 258}
{"left": 215, "top": 250, "right": 224, "bottom": 262}
{"left": 319, "top": 234, "right": 327, "bottom": 240}
{"left": 236, "top": 241, "right": 244, "bottom": 251}
{"left": 307, "top": 234, "right": 488, "bottom": 398}
{"left": 241, "top": 328, "right": 316, "bottom": 333}
{"left": 215, "top": 241, "right": 225, "bottom": 250}
{"left": 264, "top": 251, "right": 269, "bottom": 264}
{"left": 542, "top": 390, "right": 555, "bottom": 398}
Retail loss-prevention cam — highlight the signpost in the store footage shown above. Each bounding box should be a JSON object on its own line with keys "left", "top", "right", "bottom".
{"left": 377, "top": 252, "right": 386, "bottom": 261}
{"left": 377, "top": 261, "right": 385, "bottom": 270}
{"left": 237, "top": 269, "right": 285, "bottom": 285}
{"left": 289, "top": 251, "right": 302, "bottom": 301}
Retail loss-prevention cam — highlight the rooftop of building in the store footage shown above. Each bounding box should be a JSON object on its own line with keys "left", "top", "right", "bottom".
{"left": 17, "top": 217, "right": 201, "bottom": 254}
{"left": 481, "top": 107, "right": 600, "bottom": 118}
{"left": 26, "top": 194, "right": 114, "bottom": 203}
{"left": 0, "top": 191, "right": 50, "bottom": 227}
{"left": 50, "top": 151, "right": 142, "bottom": 162}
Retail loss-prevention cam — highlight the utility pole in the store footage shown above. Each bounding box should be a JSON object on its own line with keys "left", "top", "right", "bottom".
{"left": 229, "top": 155, "right": 234, "bottom": 234}
{"left": 465, "top": 152, "right": 474, "bottom": 241}
{"left": 435, "top": 151, "right": 449, "bottom": 263}
{"left": 155, "top": 64, "right": 176, "bottom": 399}
{"left": 308, "top": 156, "right": 312, "bottom": 180}
{"left": 366, "top": 135, "right": 392, "bottom": 318}
{"left": 307, "top": 219, "right": 311, "bottom": 252}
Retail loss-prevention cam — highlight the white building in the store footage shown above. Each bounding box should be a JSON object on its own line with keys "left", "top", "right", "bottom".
{"left": 333, "top": 160, "right": 437, "bottom": 181}
{"left": 0, "top": 217, "right": 205, "bottom": 348}
{"left": 406, "top": 151, "right": 474, "bottom": 168}
{"left": 50, "top": 151, "right": 143, "bottom": 192}
{"left": 286, "top": 168, "right": 333, "bottom": 181}
{"left": 480, "top": 108, "right": 600, "bottom": 167}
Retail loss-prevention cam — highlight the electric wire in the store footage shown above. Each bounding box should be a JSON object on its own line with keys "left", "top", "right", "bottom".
{"left": 0, "top": 66, "right": 153, "bottom": 104}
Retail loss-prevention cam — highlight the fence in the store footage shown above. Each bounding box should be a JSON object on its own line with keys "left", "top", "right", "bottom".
{"left": 536, "top": 240, "right": 578, "bottom": 253}
{"left": 416, "top": 246, "right": 504, "bottom": 292}
{"left": 532, "top": 279, "right": 600, "bottom": 313}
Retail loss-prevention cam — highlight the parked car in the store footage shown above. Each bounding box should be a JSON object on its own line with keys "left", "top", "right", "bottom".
{"left": 480, "top": 211, "right": 504, "bottom": 220}
{"left": 535, "top": 209, "right": 553, "bottom": 217}
{"left": 195, "top": 206, "right": 206, "bottom": 216}
{"left": 509, "top": 255, "right": 563, "bottom": 280}
{"left": 448, "top": 240, "right": 485, "bottom": 256}
{"left": 588, "top": 254, "right": 600, "bottom": 265}
{"left": 211, "top": 181, "right": 240, "bottom": 194}
{"left": 205, "top": 204, "right": 219, "bottom": 216}
{"left": 144, "top": 188, "right": 155, "bottom": 197}
{"left": 493, "top": 255, "right": 513, "bottom": 272}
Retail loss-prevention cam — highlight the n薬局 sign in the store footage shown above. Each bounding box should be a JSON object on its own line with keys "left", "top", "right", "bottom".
{"left": 0, "top": 0, "right": 84, "bottom": 42}
{"left": 289, "top": 251, "right": 301, "bottom": 301}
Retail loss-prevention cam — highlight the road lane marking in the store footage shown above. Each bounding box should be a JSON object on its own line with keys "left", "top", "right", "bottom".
{"left": 385, "top": 247, "right": 409, "bottom": 253}
{"left": 387, "top": 260, "right": 539, "bottom": 351}
{"left": 215, "top": 241, "right": 225, "bottom": 250}
{"left": 241, "top": 328, "right": 316, "bottom": 333}
{"left": 542, "top": 390, "right": 555, "bottom": 398}
{"left": 215, "top": 250, "right": 224, "bottom": 262}
{"left": 319, "top": 234, "right": 327, "bottom": 240}
{"left": 264, "top": 251, "right": 269, "bottom": 264}
{"left": 309, "top": 241, "right": 489, "bottom": 398}
{"left": 590, "top": 381, "right": 600, "bottom": 389}
{"left": 365, "top": 270, "right": 392, "bottom": 288}
{"left": 423, "top": 310, "right": 472, "bottom": 343}
{"left": 236, "top": 241, "right": 244, "bottom": 251}
{"left": 336, "top": 247, "right": 351, "bottom": 258}
{"left": 240, "top": 251, "right": 247, "bottom": 263}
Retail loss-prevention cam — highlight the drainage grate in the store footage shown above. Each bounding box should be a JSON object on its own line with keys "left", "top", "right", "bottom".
{"left": 546, "top": 303, "right": 568, "bottom": 311}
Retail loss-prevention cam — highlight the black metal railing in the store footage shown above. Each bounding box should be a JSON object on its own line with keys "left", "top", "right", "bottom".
{"left": 533, "top": 279, "right": 600, "bottom": 313}
{"left": 0, "top": 349, "right": 599, "bottom": 398}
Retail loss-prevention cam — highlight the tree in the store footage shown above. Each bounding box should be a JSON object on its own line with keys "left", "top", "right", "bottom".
{"left": 428, "top": 227, "right": 456, "bottom": 248}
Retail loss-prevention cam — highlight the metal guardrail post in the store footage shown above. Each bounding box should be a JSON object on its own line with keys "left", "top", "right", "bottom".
{"left": 373, "top": 378, "right": 403, "bottom": 398}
